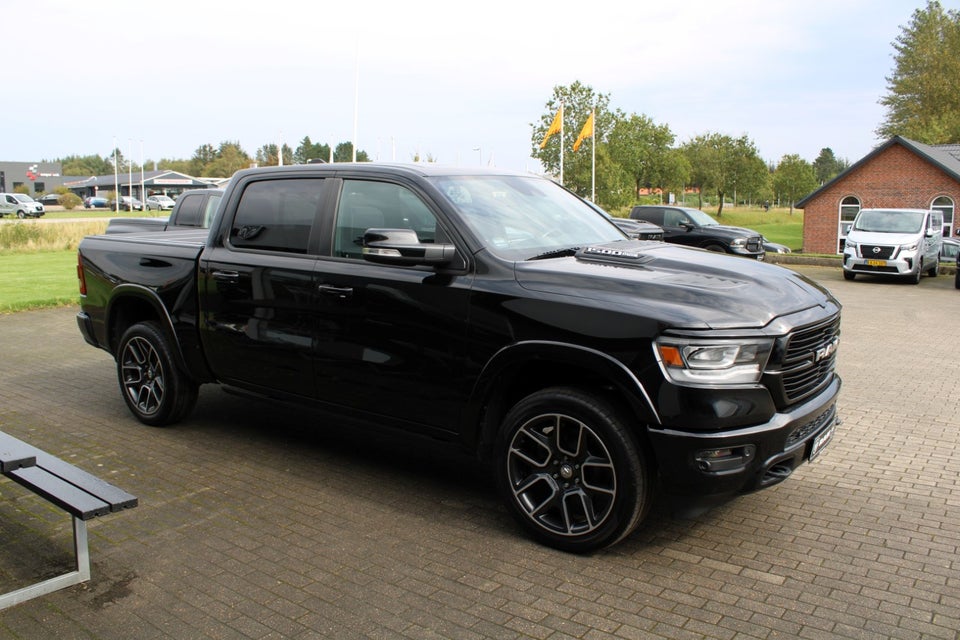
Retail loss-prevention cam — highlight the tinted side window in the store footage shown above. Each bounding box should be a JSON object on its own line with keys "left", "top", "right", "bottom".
{"left": 175, "top": 194, "right": 203, "bottom": 227}
{"left": 230, "top": 179, "right": 323, "bottom": 254}
{"left": 636, "top": 208, "right": 663, "bottom": 225}
{"left": 334, "top": 179, "right": 438, "bottom": 259}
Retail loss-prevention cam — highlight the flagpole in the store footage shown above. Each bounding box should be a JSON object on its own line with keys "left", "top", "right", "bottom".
{"left": 591, "top": 108, "right": 596, "bottom": 202}
{"left": 559, "top": 102, "right": 564, "bottom": 186}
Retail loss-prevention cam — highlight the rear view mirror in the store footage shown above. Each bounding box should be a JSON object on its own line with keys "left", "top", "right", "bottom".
{"left": 361, "top": 228, "right": 457, "bottom": 266}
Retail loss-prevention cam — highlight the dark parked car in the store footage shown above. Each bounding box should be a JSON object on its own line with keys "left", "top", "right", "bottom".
{"left": 629, "top": 205, "right": 765, "bottom": 259}
{"left": 109, "top": 196, "right": 144, "bottom": 211}
{"left": 762, "top": 237, "right": 792, "bottom": 254}
{"left": 583, "top": 199, "right": 663, "bottom": 240}
{"left": 36, "top": 193, "right": 62, "bottom": 205}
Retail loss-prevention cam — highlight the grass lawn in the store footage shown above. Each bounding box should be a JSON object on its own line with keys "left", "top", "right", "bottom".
{"left": 0, "top": 251, "right": 80, "bottom": 313}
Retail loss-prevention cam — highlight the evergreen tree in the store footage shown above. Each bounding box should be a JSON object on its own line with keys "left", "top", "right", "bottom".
{"left": 877, "top": 1, "right": 960, "bottom": 143}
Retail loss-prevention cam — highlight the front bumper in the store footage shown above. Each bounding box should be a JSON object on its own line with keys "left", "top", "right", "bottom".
{"left": 843, "top": 248, "right": 919, "bottom": 276}
{"left": 646, "top": 374, "right": 841, "bottom": 498}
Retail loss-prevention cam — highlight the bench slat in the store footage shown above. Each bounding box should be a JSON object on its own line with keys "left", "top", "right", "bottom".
{"left": 5, "top": 466, "right": 113, "bottom": 520}
{"left": 32, "top": 451, "right": 138, "bottom": 512}
{"left": 0, "top": 433, "right": 37, "bottom": 472}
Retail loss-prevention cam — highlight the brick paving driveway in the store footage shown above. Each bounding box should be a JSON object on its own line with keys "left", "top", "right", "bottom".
{"left": 0, "top": 265, "right": 958, "bottom": 639}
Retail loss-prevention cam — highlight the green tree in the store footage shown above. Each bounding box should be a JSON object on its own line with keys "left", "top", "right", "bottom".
{"left": 60, "top": 154, "right": 114, "bottom": 176}
{"left": 255, "top": 143, "right": 294, "bottom": 166}
{"left": 157, "top": 158, "right": 194, "bottom": 174}
{"left": 190, "top": 144, "right": 218, "bottom": 176}
{"left": 203, "top": 141, "right": 253, "bottom": 178}
{"left": 877, "top": 0, "right": 960, "bottom": 143}
{"left": 333, "top": 142, "right": 370, "bottom": 163}
{"left": 294, "top": 136, "right": 330, "bottom": 164}
{"left": 531, "top": 81, "right": 613, "bottom": 191}
{"left": 682, "top": 133, "right": 766, "bottom": 216}
{"left": 772, "top": 154, "right": 818, "bottom": 213}
{"left": 812, "top": 147, "right": 848, "bottom": 184}
{"left": 607, "top": 113, "right": 676, "bottom": 201}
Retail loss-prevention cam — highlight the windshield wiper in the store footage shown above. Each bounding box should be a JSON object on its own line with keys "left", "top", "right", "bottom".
{"left": 528, "top": 247, "right": 581, "bottom": 261}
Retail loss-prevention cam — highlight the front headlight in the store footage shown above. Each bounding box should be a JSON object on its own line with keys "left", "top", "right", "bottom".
{"left": 730, "top": 238, "right": 746, "bottom": 247}
{"left": 654, "top": 337, "right": 773, "bottom": 386}
{"left": 902, "top": 241, "right": 919, "bottom": 251}
{"left": 844, "top": 241, "right": 858, "bottom": 253}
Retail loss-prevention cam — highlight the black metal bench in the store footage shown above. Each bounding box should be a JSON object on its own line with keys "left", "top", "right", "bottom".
{"left": 0, "top": 430, "right": 138, "bottom": 610}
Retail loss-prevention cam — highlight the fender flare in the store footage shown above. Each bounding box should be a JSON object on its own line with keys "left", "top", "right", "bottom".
{"left": 104, "top": 284, "right": 192, "bottom": 374}
{"left": 465, "top": 340, "right": 661, "bottom": 455}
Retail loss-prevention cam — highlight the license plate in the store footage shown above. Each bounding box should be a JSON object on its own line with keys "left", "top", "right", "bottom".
{"left": 810, "top": 423, "right": 835, "bottom": 460}
{"left": 866, "top": 259, "right": 886, "bottom": 267}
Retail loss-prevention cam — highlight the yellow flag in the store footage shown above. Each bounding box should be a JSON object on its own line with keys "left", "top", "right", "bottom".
{"left": 539, "top": 105, "right": 563, "bottom": 149}
{"left": 573, "top": 112, "right": 594, "bottom": 152}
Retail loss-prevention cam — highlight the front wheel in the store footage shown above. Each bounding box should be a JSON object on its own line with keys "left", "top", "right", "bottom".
{"left": 843, "top": 270, "right": 856, "bottom": 281}
{"left": 17, "top": 211, "right": 25, "bottom": 219}
{"left": 495, "top": 387, "right": 651, "bottom": 553}
{"left": 116, "top": 321, "right": 198, "bottom": 426}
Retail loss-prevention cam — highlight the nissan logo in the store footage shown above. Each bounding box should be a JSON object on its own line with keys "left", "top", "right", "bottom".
{"left": 872, "top": 246, "right": 882, "bottom": 254}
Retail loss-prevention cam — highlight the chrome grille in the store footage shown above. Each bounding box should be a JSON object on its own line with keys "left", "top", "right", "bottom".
{"left": 747, "top": 237, "right": 763, "bottom": 252}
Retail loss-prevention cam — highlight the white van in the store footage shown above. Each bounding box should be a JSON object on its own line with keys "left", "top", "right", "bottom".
{"left": 842, "top": 208, "right": 943, "bottom": 284}
{"left": 0, "top": 192, "right": 45, "bottom": 218}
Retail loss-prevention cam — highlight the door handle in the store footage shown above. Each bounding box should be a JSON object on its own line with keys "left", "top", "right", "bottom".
{"left": 211, "top": 270, "right": 239, "bottom": 282}
{"left": 318, "top": 284, "right": 353, "bottom": 299}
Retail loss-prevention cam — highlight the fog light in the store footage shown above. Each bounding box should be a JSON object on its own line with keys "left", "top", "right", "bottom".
{"left": 695, "top": 445, "right": 756, "bottom": 472}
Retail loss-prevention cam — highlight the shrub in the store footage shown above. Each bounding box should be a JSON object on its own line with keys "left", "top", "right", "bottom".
{"left": 60, "top": 193, "right": 83, "bottom": 210}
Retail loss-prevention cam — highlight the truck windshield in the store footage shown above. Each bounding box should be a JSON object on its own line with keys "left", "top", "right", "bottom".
{"left": 14, "top": 194, "right": 35, "bottom": 203}
{"left": 431, "top": 175, "right": 625, "bottom": 260}
{"left": 684, "top": 209, "right": 719, "bottom": 227}
{"left": 853, "top": 210, "right": 925, "bottom": 233}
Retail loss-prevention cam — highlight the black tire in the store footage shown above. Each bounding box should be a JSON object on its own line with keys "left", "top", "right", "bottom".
{"left": 704, "top": 243, "right": 726, "bottom": 253}
{"left": 17, "top": 210, "right": 25, "bottom": 219}
{"left": 909, "top": 263, "right": 922, "bottom": 284}
{"left": 494, "top": 387, "right": 651, "bottom": 553}
{"left": 116, "top": 321, "right": 198, "bottom": 426}
{"left": 954, "top": 269, "right": 959, "bottom": 289}
{"left": 926, "top": 258, "right": 939, "bottom": 277}
{"left": 843, "top": 270, "right": 856, "bottom": 281}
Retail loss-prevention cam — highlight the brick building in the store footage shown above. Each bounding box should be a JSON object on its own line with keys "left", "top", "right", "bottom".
{"left": 798, "top": 136, "right": 960, "bottom": 254}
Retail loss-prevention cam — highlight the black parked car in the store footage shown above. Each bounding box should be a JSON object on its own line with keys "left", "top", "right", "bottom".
{"left": 582, "top": 199, "right": 664, "bottom": 240}
{"left": 629, "top": 205, "right": 765, "bottom": 259}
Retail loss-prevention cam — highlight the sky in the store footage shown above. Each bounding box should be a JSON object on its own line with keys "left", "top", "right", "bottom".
{"left": 7, "top": 0, "right": 956, "bottom": 174}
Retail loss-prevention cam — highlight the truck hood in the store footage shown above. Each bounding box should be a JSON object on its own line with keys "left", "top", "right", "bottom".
{"left": 513, "top": 241, "right": 836, "bottom": 330}
{"left": 700, "top": 224, "right": 761, "bottom": 239}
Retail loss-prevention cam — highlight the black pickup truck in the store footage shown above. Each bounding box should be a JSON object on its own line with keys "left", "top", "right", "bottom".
{"left": 104, "top": 188, "right": 224, "bottom": 234}
{"left": 76, "top": 163, "right": 841, "bottom": 552}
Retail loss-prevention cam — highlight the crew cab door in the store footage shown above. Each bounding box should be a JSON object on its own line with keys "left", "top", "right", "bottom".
{"left": 311, "top": 177, "right": 473, "bottom": 436}
{"left": 198, "top": 177, "right": 332, "bottom": 399}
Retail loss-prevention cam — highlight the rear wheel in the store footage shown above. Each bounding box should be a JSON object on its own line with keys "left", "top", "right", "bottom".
{"left": 926, "top": 258, "right": 939, "bottom": 277}
{"left": 495, "top": 387, "right": 651, "bottom": 553}
{"left": 116, "top": 321, "right": 198, "bottom": 426}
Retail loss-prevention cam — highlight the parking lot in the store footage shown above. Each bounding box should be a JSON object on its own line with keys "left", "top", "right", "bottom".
{"left": 1, "top": 264, "right": 958, "bottom": 639}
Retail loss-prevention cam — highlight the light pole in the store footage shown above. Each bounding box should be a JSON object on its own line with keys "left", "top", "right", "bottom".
{"left": 473, "top": 146, "right": 482, "bottom": 167}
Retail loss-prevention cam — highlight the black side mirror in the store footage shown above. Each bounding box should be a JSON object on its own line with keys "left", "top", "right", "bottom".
{"left": 361, "top": 229, "right": 457, "bottom": 266}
